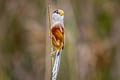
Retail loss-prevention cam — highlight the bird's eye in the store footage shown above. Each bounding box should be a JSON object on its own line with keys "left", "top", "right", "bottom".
{"left": 54, "top": 10, "right": 59, "bottom": 14}
{"left": 56, "top": 11, "right": 59, "bottom": 14}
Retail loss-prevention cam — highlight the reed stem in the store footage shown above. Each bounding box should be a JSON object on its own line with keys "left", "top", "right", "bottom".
{"left": 48, "top": 1, "right": 55, "bottom": 78}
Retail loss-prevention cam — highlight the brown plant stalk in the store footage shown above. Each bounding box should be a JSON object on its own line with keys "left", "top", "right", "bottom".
{"left": 48, "top": 1, "right": 55, "bottom": 76}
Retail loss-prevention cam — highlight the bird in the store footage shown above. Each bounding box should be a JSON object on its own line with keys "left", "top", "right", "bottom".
{"left": 51, "top": 9, "right": 64, "bottom": 80}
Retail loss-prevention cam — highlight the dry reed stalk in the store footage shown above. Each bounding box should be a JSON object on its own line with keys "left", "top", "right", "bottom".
{"left": 48, "top": 1, "right": 55, "bottom": 79}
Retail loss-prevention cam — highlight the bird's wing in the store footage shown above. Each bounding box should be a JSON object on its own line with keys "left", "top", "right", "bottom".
{"left": 51, "top": 24, "right": 64, "bottom": 50}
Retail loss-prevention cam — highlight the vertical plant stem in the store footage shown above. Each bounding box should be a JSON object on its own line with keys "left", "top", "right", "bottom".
{"left": 48, "top": 1, "right": 55, "bottom": 77}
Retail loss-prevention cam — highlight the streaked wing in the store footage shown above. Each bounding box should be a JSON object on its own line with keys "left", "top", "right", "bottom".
{"left": 51, "top": 24, "right": 64, "bottom": 50}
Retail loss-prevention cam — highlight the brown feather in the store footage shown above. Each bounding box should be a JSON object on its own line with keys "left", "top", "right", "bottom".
{"left": 51, "top": 24, "right": 64, "bottom": 50}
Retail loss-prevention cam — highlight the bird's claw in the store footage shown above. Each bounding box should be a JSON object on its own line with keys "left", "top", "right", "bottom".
{"left": 51, "top": 51, "right": 56, "bottom": 57}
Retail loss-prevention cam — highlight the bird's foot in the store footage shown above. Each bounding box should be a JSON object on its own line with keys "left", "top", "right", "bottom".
{"left": 51, "top": 51, "right": 56, "bottom": 57}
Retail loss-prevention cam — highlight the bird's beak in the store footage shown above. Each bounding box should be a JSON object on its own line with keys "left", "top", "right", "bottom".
{"left": 60, "top": 10, "right": 64, "bottom": 16}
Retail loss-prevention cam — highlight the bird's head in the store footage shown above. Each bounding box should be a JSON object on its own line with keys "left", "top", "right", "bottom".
{"left": 52, "top": 9, "right": 64, "bottom": 25}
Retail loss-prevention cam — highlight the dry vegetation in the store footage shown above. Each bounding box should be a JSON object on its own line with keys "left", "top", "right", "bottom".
{"left": 0, "top": 0, "right": 120, "bottom": 80}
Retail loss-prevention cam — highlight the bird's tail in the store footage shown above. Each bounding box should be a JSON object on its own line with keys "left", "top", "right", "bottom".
{"left": 52, "top": 50, "right": 62, "bottom": 80}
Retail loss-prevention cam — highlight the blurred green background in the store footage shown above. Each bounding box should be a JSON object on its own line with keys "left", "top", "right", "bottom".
{"left": 0, "top": 0, "right": 120, "bottom": 80}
